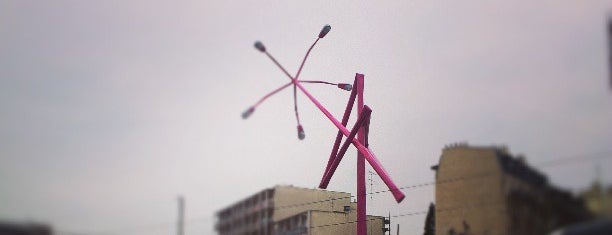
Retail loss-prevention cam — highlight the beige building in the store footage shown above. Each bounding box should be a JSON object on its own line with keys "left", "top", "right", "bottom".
{"left": 215, "top": 185, "right": 386, "bottom": 235}
{"left": 432, "top": 144, "right": 590, "bottom": 235}
{"left": 275, "top": 205, "right": 385, "bottom": 235}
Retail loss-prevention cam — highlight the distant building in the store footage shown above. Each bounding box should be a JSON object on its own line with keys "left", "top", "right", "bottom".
{"left": 580, "top": 182, "right": 612, "bottom": 218}
{"left": 215, "top": 185, "right": 386, "bottom": 235}
{"left": 274, "top": 205, "right": 385, "bottom": 235}
{"left": 431, "top": 144, "right": 590, "bottom": 235}
{"left": 0, "top": 222, "right": 52, "bottom": 235}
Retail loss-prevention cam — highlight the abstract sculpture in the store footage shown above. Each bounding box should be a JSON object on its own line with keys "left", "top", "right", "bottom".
{"left": 243, "top": 24, "right": 405, "bottom": 235}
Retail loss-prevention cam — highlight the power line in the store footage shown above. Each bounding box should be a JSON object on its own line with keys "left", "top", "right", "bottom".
{"left": 59, "top": 150, "right": 612, "bottom": 234}
{"left": 309, "top": 200, "right": 506, "bottom": 230}
{"left": 272, "top": 150, "right": 612, "bottom": 211}
{"left": 196, "top": 150, "right": 612, "bottom": 235}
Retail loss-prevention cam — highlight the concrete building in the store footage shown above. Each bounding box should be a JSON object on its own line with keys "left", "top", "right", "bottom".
{"left": 215, "top": 185, "right": 386, "bottom": 235}
{"left": 274, "top": 204, "right": 385, "bottom": 235}
{"left": 0, "top": 222, "right": 52, "bottom": 235}
{"left": 431, "top": 144, "right": 590, "bottom": 235}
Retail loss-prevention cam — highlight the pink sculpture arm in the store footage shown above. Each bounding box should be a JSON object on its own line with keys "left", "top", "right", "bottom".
{"left": 254, "top": 82, "right": 293, "bottom": 107}
{"left": 250, "top": 26, "right": 405, "bottom": 205}
{"left": 294, "top": 76, "right": 405, "bottom": 203}
{"left": 322, "top": 79, "right": 358, "bottom": 181}
{"left": 295, "top": 38, "right": 320, "bottom": 80}
{"left": 319, "top": 105, "right": 371, "bottom": 188}
{"left": 250, "top": 26, "right": 403, "bottom": 235}
{"left": 265, "top": 51, "right": 294, "bottom": 81}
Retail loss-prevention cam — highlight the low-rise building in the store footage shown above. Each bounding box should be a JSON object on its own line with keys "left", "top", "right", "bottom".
{"left": 274, "top": 204, "right": 385, "bottom": 235}
{"left": 215, "top": 185, "right": 386, "bottom": 235}
{"left": 432, "top": 144, "right": 591, "bottom": 235}
{"left": 580, "top": 182, "right": 612, "bottom": 218}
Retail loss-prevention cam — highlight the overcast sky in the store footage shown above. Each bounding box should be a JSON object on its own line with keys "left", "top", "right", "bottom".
{"left": 1, "top": 1, "right": 612, "bottom": 234}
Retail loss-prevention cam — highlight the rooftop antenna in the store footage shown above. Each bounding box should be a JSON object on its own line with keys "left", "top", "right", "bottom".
{"left": 244, "top": 24, "right": 405, "bottom": 235}
{"left": 177, "top": 195, "right": 184, "bottom": 235}
{"left": 397, "top": 223, "right": 400, "bottom": 235}
{"left": 369, "top": 170, "right": 378, "bottom": 200}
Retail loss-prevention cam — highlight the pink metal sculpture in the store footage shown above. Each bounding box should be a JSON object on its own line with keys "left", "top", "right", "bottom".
{"left": 244, "top": 25, "right": 405, "bottom": 235}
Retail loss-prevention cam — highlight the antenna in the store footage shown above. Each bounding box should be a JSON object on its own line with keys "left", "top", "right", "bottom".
{"left": 388, "top": 211, "right": 392, "bottom": 235}
{"left": 177, "top": 196, "right": 184, "bottom": 235}
{"left": 369, "top": 170, "right": 378, "bottom": 200}
{"left": 383, "top": 212, "right": 391, "bottom": 234}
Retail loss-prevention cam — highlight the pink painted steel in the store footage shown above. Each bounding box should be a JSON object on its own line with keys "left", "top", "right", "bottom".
{"left": 264, "top": 51, "right": 293, "bottom": 81}
{"left": 295, "top": 38, "right": 320, "bottom": 80}
{"left": 321, "top": 79, "right": 358, "bottom": 185}
{"left": 250, "top": 26, "right": 406, "bottom": 235}
{"left": 299, "top": 80, "right": 336, "bottom": 85}
{"left": 254, "top": 82, "right": 293, "bottom": 107}
{"left": 294, "top": 76, "right": 405, "bottom": 203}
{"left": 293, "top": 83, "right": 301, "bottom": 124}
{"left": 291, "top": 38, "right": 319, "bottom": 131}
{"left": 356, "top": 76, "right": 367, "bottom": 235}
{"left": 319, "top": 106, "right": 371, "bottom": 188}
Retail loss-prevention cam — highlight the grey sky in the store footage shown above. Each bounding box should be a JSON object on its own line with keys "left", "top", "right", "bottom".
{"left": 1, "top": 0, "right": 611, "bottom": 234}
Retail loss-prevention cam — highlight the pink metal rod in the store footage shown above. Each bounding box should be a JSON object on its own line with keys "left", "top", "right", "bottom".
{"left": 291, "top": 38, "right": 319, "bottom": 136}
{"left": 319, "top": 106, "right": 371, "bottom": 188}
{"left": 295, "top": 38, "right": 320, "bottom": 80}
{"left": 293, "top": 83, "right": 301, "bottom": 125}
{"left": 322, "top": 79, "right": 358, "bottom": 180}
{"left": 294, "top": 76, "right": 405, "bottom": 203}
{"left": 356, "top": 76, "right": 367, "bottom": 235}
{"left": 253, "top": 81, "right": 293, "bottom": 107}
{"left": 265, "top": 51, "right": 294, "bottom": 81}
{"left": 299, "top": 80, "right": 336, "bottom": 85}
{"left": 264, "top": 38, "right": 322, "bottom": 140}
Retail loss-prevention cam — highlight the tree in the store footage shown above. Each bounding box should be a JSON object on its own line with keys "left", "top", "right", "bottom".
{"left": 424, "top": 202, "right": 435, "bottom": 235}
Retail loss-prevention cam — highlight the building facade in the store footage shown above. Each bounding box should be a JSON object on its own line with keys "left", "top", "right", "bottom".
{"left": 274, "top": 205, "right": 385, "bottom": 235}
{"left": 215, "top": 185, "right": 386, "bottom": 235}
{"left": 432, "top": 144, "right": 590, "bottom": 235}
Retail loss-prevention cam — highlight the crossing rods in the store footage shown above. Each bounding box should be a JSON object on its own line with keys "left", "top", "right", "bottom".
{"left": 243, "top": 24, "right": 405, "bottom": 235}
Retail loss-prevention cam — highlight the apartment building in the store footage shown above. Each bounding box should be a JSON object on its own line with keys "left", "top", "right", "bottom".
{"left": 215, "top": 185, "right": 385, "bottom": 235}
